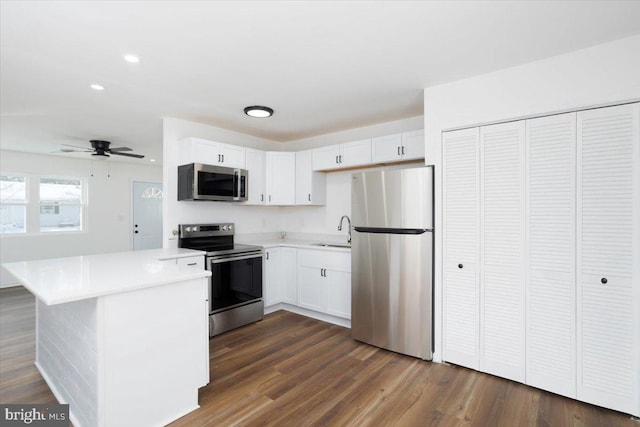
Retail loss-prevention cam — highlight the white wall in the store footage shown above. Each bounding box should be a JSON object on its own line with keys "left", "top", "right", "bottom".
{"left": 0, "top": 150, "right": 162, "bottom": 286}
{"left": 425, "top": 34, "right": 640, "bottom": 362}
{"left": 163, "top": 116, "right": 425, "bottom": 243}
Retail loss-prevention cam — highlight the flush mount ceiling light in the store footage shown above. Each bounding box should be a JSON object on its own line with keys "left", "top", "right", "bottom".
{"left": 123, "top": 54, "right": 140, "bottom": 63}
{"left": 90, "top": 84, "right": 104, "bottom": 91}
{"left": 244, "top": 106, "right": 274, "bottom": 118}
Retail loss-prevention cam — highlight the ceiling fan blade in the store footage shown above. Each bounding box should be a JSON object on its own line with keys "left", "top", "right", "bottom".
{"left": 110, "top": 151, "right": 145, "bottom": 159}
{"left": 62, "top": 143, "right": 92, "bottom": 150}
{"left": 109, "top": 146, "right": 133, "bottom": 152}
{"left": 58, "top": 148, "right": 86, "bottom": 153}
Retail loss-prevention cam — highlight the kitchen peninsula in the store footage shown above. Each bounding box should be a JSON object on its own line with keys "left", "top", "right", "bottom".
{"left": 2, "top": 248, "right": 210, "bottom": 427}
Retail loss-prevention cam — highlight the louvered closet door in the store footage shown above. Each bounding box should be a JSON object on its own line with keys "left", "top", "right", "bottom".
{"left": 525, "top": 113, "right": 576, "bottom": 398}
{"left": 443, "top": 127, "right": 480, "bottom": 370}
{"left": 577, "top": 102, "right": 640, "bottom": 416}
{"left": 480, "top": 121, "right": 526, "bottom": 383}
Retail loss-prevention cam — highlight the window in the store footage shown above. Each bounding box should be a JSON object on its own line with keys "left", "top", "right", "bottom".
{"left": 0, "top": 174, "right": 86, "bottom": 235}
{"left": 39, "top": 178, "right": 84, "bottom": 232}
{"left": 0, "top": 175, "right": 28, "bottom": 234}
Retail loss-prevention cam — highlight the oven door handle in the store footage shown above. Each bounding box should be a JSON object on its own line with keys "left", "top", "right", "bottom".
{"left": 209, "top": 253, "right": 262, "bottom": 264}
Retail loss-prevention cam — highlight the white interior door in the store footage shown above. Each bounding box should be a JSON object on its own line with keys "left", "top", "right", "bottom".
{"left": 132, "top": 181, "right": 163, "bottom": 251}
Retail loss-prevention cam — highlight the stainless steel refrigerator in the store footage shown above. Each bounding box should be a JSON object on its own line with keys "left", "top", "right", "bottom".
{"left": 351, "top": 166, "right": 434, "bottom": 360}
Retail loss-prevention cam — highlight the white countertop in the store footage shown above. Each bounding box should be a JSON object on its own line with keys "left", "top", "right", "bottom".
{"left": 2, "top": 248, "right": 210, "bottom": 306}
{"left": 248, "top": 239, "right": 351, "bottom": 253}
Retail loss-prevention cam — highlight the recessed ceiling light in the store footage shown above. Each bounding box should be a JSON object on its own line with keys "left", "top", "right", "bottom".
{"left": 90, "top": 84, "right": 104, "bottom": 91}
{"left": 149, "top": 159, "right": 156, "bottom": 162}
{"left": 124, "top": 54, "right": 140, "bottom": 63}
{"left": 244, "top": 106, "right": 274, "bottom": 118}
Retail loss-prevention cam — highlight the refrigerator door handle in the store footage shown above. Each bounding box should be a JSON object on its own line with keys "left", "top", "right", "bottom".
{"left": 353, "top": 227, "right": 432, "bottom": 235}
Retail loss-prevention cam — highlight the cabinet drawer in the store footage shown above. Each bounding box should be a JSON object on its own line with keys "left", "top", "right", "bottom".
{"left": 177, "top": 256, "right": 204, "bottom": 269}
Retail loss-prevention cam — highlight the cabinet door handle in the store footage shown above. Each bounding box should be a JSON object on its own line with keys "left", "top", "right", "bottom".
{"left": 260, "top": 194, "right": 264, "bottom": 202}
{"left": 218, "top": 154, "right": 221, "bottom": 162}
{"left": 222, "top": 154, "right": 224, "bottom": 163}
{"left": 308, "top": 193, "right": 311, "bottom": 202}
{"left": 601, "top": 277, "right": 607, "bottom": 284}
{"left": 402, "top": 146, "right": 405, "bottom": 155}
{"left": 320, "top": 268, "right": 323, "bottom": 277}
{"left": 266, "top": 252, "right": 269, "bottom": 260}
{"left": 269, "top": 195, "right": 272, "bottom": 202}
{"left": 187, "top": 263, "right": 197, "bottom": 266}
{"left": 336, "top": 155, "right": 339, "bottom": 164}
{"left": 398, "top": 146, "right": 401, "bottom": 156}
{"left": 458, "top": 264, "right": 463, "bottom": 269}
{"left": 339, "top": 155, "right": 343, "bottom": 163}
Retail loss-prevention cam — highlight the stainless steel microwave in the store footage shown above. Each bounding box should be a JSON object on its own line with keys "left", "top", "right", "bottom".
{"left": 178, "top": 163, "right": 248, "bottom": 201}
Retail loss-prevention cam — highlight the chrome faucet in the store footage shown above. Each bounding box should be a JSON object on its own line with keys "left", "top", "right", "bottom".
{"left": 338, "top": 215, "right": 351, "bottom": 243}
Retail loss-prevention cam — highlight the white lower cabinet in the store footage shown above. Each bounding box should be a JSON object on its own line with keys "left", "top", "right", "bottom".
{"left": 264, "top": 247, "right": 298, "bottom": 308}
{"left": 297, "top": 249, "right": 351, "bottom": 319}
{"left": 279, "top": 248, "right": 297, "bottom": 304}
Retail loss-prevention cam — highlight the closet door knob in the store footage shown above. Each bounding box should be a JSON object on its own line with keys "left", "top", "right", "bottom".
{"left": 601, "top": 277, "right": 608, "bottom": 284}
{"left": 458, "top": 264, "right": 463, "bottom": 269}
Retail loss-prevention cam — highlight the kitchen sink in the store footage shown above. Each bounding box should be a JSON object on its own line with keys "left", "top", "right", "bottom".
{"left": 311, "top": 242, "right": 351, "bottom": 249}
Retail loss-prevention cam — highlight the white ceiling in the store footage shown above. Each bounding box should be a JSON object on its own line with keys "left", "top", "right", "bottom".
{"left": 2, "top": 1, "right": 640, "bottom": 164}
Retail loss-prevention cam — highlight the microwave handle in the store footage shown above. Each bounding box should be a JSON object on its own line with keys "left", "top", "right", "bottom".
{"left": 234, "top": 168, "right": 241, "bottom": 200}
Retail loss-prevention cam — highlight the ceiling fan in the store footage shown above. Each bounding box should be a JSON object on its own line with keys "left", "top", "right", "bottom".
{"left": 58, "top": 140, "right": 145, "bottom": 159}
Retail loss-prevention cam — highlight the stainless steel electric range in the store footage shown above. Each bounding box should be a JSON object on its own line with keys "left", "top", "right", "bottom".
{"left": 178, "top": 223, "right": 264, "bottom": 337}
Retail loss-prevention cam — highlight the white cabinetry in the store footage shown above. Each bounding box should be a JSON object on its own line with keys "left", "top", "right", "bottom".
{"left": 525, "top": 112, "right": 576, "bottom": 398}
{"left": 245, "top": 148, "right": 266, "bottom": 205}
{"left": 264, "top": 247, "right": 297, "bottom": 307}
{"left": 443, "top": 127, "right": 480, "bottom": 370}
{"left": 265, "top": 152, "right": 295, "bottom": 205}
{"left": 178, "top": 137, "right": 245, "bottom": 168}
{"left": 297, "top": 249, "right": 351, "bottom": 319}
{"left": 161, "top": 255, "right": 205, "bottom": 270}
{"left": 442, "top": 102, "right": 640, "bottom": 417}
{"left": 479, "top": 120, "right": 526, "bottom": 383}
{"left": 295, "top": 150, "right": 326, "bottom": 205}
{"left": 576, "top": 103, "right": 639, "bottom": 416}
{"left": 312, "top": 139, "right": 371, "bottom": 171}
{"left": 371, "top": 130, "right": 424, "bottom": 162}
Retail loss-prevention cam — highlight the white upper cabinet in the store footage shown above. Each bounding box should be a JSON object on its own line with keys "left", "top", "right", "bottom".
{"left": 402, "top": 130, "right": 425, "bottom": 160}
{"left": 340, "top": 139, "right": 372, "bottom": 168}
{"left": 312, "top": 139, "right": 371, "bottom": 171}
{"left": 245, "top": 148, "right": 266, "bottom": 205}
{"left": 265, "top": 152, "right": 295, "bottom": 205}
{"left": 178, "top": 137, "right": 246, "bottom": 168}
{"left": 371, "top": 130, "right": 424, "bottom": 163}
{"left": 295, "top": 150, "right": 326, "bottom": 205}
{"left": 371, "top": 134, "right": 402, "bottom": 162}
{"left": 576, "top": 102, "right": 639, "bottom": 416}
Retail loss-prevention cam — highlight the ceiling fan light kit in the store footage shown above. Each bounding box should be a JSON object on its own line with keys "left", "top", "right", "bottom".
{"left": 244, "top": 105, "right": 273, "bottom": 118}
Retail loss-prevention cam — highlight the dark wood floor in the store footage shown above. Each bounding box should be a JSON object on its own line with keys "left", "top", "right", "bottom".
{"left": 0, "top": 287, "right": 636, "bottom": 426}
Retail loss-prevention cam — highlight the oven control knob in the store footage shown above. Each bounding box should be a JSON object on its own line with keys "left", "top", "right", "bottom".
{"left": 185, "top": 227, "right": 191, "bottom": 232}
{"left": 192, "top": 226, "right": 198, "bottom": 232}
{"left": 222, "top": 225, "right": 227, "bottom": 231}
{"left": 228, "top": 224, "right": 233, "bottom": 230}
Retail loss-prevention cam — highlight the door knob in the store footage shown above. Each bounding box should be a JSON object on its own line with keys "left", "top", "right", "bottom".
{"left": 134, "top": 230, "right": 139, "bottom": 234}
{"left": 601, "top": 277, "right": 608, "bottom": 284}
{"left": 458, "top": 264, "right": 463, "bottom": 269}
